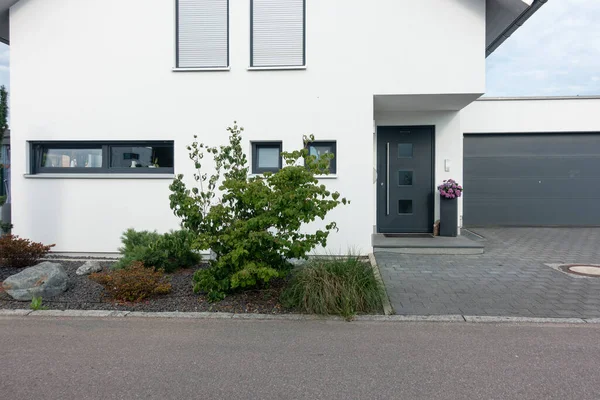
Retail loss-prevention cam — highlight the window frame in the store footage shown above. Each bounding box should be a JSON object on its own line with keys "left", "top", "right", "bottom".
{"left": 250, "top": 0, "right": 306, "bottom": 68}
{"left": 251, "top": 141, "right": 283, "bottom": 174}
{"left": 175, "top": 0, "right": 230, "bottom": 69}
{"left": 30, "top": 141, "right": 175, "bottom": 175}
{"left": 305, "top": 141, "right": 337, "bottom": 174}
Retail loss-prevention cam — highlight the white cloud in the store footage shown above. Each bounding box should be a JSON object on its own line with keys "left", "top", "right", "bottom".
{"left": 486, "top": 0, "right": 600, "bottom": 96}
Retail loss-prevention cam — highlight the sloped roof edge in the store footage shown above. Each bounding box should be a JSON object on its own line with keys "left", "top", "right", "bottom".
{"left": 1, "top": 0, "right": 548, "bottom": 54}
{"left": 486, "top": 0, "right": 548, "bottom": 57}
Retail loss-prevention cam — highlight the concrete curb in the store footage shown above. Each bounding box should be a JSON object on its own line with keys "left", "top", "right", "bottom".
{"left": 354, "top": 314, "right": 464, "bottom": 322}
{"left": 27, "top": 310, "right": 130, "bottom": 318}
{"left": 368, "top": 253, "right": 394, "bottom": 316}
{"left": 1, "top": 309, "right": 599, "bottom": 324}
{"left": 464, "top": 315, "right": 587, "bottom": 324}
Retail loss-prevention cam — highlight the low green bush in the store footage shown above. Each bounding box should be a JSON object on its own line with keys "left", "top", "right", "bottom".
{"left": 281, "top": 256, "right": 383, "bottom": 319}
{"left": 113, "top": 229, "right": 200, "bottom": 273}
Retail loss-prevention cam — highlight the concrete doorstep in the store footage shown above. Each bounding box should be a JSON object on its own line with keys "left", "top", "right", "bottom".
{"left": 1, "top": 309, "right": 598, "bottom": 324}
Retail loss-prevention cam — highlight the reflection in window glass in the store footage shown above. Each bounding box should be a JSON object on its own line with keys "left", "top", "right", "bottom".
{"left": 42, "top": 148, "right": 103, "bottom": 168}
{"left": 257, "top": 147, "right": 280, "bottom": 169}
{"left": 110, "top": 146, "right": 174, "bottom": 168}
{"left": 307, "top": 141, "right": 336, "bottom": 173}
{"left": 308, "top": 144, "right": 333, "bottom": 159}
{"left": 398, "top": 171, "right": 413, "bottom": 186}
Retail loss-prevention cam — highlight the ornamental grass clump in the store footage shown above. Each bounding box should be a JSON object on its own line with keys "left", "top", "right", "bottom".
{"left": 90, "top": 261, "right": 172, "bottom": 302}
{"left": 169, "top": 122, "right": 348, "bottom": 301}
{"left": 281, "top": 256, "right": 383, "bottom": 319}
{"left": 437, "top": 179, "right": 463, "bottom": 199}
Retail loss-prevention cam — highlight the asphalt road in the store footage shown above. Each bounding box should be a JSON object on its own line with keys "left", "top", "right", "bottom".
{"left": 1, "top": 317, "right": 599, "bottom": 400}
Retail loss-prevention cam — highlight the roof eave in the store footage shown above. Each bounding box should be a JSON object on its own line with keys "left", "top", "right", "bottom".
{"left": 486, "top": 0, "right": 548, "bottom": 57}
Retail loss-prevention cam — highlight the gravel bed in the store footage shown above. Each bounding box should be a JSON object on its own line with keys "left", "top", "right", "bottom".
{"left": 0, "top": 261, "right": 289, "bottom": 314}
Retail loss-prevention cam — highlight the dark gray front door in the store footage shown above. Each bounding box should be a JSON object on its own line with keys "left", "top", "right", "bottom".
{"left": 377, "top": 126, "right": 434, "bottom": 233}
{"left": 464, "top": 133, "right": 600, "bottom": 226}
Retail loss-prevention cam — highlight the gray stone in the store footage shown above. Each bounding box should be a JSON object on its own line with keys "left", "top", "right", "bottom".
{"left": 75, "top": 260, "right": 103, "bottom": 276}
{"left": 2, "top": 262, "right": 69, "bottom": 301}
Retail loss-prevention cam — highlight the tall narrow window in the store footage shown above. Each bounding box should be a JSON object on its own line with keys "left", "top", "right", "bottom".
{"left": 176, "top": 0, "right": 229, "bottom": 68}
{"left": 251, "top": 0, "right": 305, "bottom": 67}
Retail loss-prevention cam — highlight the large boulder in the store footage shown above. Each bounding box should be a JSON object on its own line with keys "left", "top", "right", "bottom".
{"left": 76, "top": 260, "right": 103, "bottom": 276}
{"left": 2, "top": 262, "right": 69, "bottom": 301}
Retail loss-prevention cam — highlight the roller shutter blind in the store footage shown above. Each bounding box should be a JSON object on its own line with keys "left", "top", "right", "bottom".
{"left": 251, "top": 0, "right": 305, "bottom": 67}
{"left": 177, "top": 0, "right": 229, "bottom": 68}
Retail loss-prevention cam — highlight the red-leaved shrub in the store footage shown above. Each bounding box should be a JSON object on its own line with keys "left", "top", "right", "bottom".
{"left": 0, "top": 234, "right": 55, "bottom": 268}
{"left": 89, "top": 261, "right": 172, "bottom": 302}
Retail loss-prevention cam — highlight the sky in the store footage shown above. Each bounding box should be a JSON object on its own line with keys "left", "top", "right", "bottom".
{"left": 0, "top": 0, "right": 598, "bottom": 97}
{"left": 486, "top": 0, "right": 600, "bottom": 97}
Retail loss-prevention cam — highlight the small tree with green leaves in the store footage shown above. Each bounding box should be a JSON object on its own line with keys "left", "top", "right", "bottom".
{"left": 169, "top": 122, "right": 348, "bottom": 301}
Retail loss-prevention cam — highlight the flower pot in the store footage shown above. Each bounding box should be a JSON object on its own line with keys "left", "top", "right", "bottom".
{"left": 439, "top": 197, "right": 458, "bottom": 237}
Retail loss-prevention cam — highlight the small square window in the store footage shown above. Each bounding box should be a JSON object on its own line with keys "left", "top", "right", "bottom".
{"left": 306, "top": 141, "right": 336, "bottom": 174}
{"left": 398, "top": 200, "right": 413, "bottom": 214}
{"left": 398, "top": 144, "right": 413, "bottom": 158}
{"left": 398, "top": 171, "right": 413, "bottom": 186}
{"left": 252, "top": 142, "right": 282, "bottom": 174}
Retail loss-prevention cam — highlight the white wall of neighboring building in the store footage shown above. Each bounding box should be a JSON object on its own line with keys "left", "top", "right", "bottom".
{"left": 9, "top": 0, "right": 486, "bottom": 253}
{"left": 462, "top": 97, "right": 600, "bottom": 133}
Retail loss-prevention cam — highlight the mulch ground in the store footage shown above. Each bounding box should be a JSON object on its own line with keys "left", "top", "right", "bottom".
{"left": 0, "top": 260, "right": 290, "bottom": 314}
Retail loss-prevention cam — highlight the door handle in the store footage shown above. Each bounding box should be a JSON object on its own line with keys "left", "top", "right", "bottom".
{"left": 386, "top": 142, "right": 390, "bottom": 216}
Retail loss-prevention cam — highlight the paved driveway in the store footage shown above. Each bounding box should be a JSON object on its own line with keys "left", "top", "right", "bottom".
{"left": 376, "top": 228, "right": 600, "bottom": 318}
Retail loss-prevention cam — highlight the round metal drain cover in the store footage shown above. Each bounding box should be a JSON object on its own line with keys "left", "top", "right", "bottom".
{"left": 562, "top": 264, "right": 600, "bottom": 277}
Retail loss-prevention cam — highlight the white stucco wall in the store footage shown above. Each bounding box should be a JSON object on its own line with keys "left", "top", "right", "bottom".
{"left": 9, "top": 0, "right": 486, "bottom": 253}
{"left": 462, "top": 97, "right": 600, "bottom": 133}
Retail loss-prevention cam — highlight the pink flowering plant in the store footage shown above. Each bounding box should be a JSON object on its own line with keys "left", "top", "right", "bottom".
{"left": 438, "top": 179, "right": 463, "bottom": 199}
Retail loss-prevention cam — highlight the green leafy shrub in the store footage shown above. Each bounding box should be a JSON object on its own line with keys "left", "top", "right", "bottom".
{"left": 169, "top": 122, "right": 348, "bottom": 301}
{"left": 281, "top": 257, "right": 383, "bottom": 318}
{"left": 113, "top": 229, "right": 200, "bottom": 273}
{"left": 0, "top": 235, "right": 55, "bottom": 268}
{"left": 90, "top": 261, "right": 172, "bottom": 302}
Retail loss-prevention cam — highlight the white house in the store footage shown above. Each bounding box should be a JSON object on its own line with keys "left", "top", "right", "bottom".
{"left": 0, "top": 0, "right": 599, "bottom": 255}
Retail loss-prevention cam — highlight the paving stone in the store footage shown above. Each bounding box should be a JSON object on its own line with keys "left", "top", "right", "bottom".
{"left": 377, "top": 228, "right": 600, "bottom": 319}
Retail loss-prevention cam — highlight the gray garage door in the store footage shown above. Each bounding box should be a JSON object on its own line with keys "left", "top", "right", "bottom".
{"left": 464, "top": 133, "right": 600, "bottom": 226}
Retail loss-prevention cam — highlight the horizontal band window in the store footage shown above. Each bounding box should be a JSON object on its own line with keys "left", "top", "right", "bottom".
{"left": 30, "top": 141, "right": 175, "bottom": 175}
